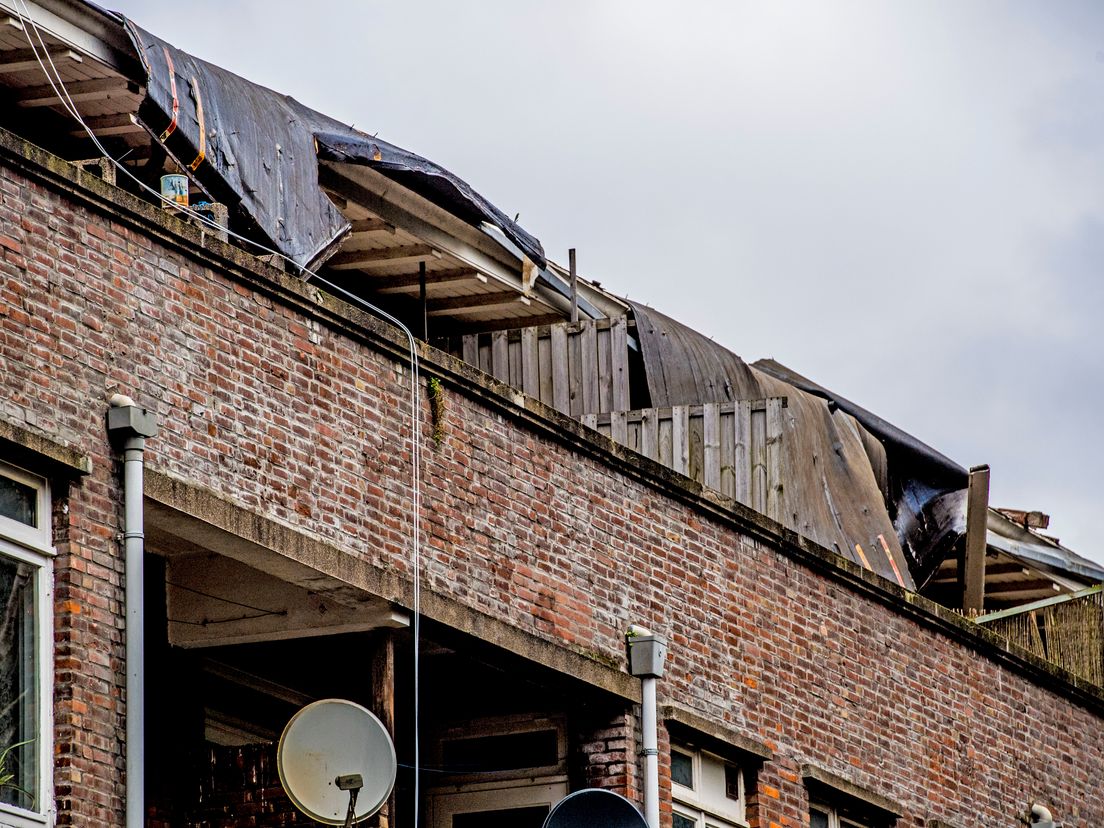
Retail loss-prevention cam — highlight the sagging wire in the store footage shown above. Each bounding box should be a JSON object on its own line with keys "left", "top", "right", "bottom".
{"left": 12, "top": 5, "right": 425, "bottom": 823}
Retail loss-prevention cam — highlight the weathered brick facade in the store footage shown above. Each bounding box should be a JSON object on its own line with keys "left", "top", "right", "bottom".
{"left": 1, "top": 133, "right": 1102, "bottom": 828}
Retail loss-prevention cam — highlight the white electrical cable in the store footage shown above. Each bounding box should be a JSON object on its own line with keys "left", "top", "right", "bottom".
{"left": 13, "top": 5, "right": 424, "bottom": 824}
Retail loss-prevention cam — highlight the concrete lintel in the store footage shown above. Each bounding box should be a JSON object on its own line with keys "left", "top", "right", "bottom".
{"left": 802, "top": 763, "right": 904, "bottom": 819}
{"left": 662, "top": 704, "right": 772, "bottom": 761}
{"left": 0, "top": 416, "right": 92, "bottom": 477}
{"left": 143, "top": 470, "right": 639, "bottom": 702}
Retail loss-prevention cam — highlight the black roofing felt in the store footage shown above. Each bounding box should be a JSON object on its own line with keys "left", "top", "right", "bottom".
{"left": 124, "top": 21, "right": 545, "bottom": 270}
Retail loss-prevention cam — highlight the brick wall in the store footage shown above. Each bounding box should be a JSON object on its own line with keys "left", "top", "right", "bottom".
{"left": 1, "top": 147, "right": 1103, "bottom": 827}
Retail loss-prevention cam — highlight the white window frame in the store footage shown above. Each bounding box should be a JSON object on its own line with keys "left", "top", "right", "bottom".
{"left": 671, "top": 743, "right": 747, "bottom": 828}
{"left": 0, "top": 461, "right": 55, "bottom": 828}
{"left": 810, "top": 802, "right": 876, "bottom": 828}
{"left": 428, "top": 715, "right": 569, "bottom": 828}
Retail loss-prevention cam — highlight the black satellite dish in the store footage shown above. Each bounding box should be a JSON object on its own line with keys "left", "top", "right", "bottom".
{"left": 542, "top": 788, "right": 649, "bottom": 828}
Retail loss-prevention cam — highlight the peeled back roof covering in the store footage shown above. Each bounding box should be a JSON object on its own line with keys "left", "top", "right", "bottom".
{"left": 124, "top": 21, "right": 545, "bottom": 269}
{"left": 629, "top": 301, "right": 914, "bottom": 589}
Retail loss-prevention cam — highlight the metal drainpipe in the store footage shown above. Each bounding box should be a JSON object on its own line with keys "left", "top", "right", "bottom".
{"left": 107, "top": 396, "right": 158, "bottom": 828}
{"left": 626, "top": 625, "right": 667, "bottom": 828}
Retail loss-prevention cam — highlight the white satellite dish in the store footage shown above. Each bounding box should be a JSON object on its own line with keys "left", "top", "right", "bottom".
{"left": 277, "top": 699, "right": 397, "bottom": 827}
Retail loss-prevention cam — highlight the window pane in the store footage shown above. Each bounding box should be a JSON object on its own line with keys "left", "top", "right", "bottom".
{"left": 673, "top": 813, "right": 697, "bottom": 828}
{"left": 0, "top": 555, "right": 37, "bottom": 811}
{"left": 809, "top": 807, "right": 830, "bottom": 828}
{"left": 453, "top": 805, "right": 549, "bottom": 828}
{"left": 671, "top": 750, "right": 694, "bottom": 788}
{"left": 724, "top": 763, "right": 741, "bottom": 801}
{"left": 0, "top": 475, "right": 36, "bottom": 528}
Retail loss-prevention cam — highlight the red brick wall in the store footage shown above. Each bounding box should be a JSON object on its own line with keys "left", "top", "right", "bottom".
{"left": 2, "top": 151, "right": 1103, "bottom": 827}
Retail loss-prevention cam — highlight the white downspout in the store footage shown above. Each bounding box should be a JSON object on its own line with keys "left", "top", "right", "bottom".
{"left": 626, "top": 625, "right": 667, "bottom": 828}
{"left": 641, "top": 674, "right": 659, "bottom": 828}
{"left": 107, "top": 396, "right": 158, "bottom": 828}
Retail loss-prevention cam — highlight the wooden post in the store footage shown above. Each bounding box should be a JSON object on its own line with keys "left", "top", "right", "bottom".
{"left": 569, "top": 247, "right": 578, "bottom": 323}
{"left": 418, "top": 260, "right": 427, "bottom": 340}
{"left": 962, "top": 464, "right": 990, "bottom": 614}
{"left": 369, "top": 630, "right": 396, "bottom": 828}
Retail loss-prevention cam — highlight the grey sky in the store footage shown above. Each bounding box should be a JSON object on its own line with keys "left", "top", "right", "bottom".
{"left": 107, "top": 1, "right": 1104, "bottom": 563}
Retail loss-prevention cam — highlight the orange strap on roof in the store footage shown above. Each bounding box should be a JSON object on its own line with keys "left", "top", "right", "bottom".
{"left": 187, "top": 76, "right": 205, "bottom": 171}
{"left": 158, "top": 46, "right": 178, "bottom": 142}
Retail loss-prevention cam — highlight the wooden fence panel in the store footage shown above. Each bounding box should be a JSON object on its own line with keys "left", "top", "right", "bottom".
{"left": 588, "top": 399, "right": 786, "bottom": 519}
{"left": 448, "top": 317, "right": 632, "bottom": 416}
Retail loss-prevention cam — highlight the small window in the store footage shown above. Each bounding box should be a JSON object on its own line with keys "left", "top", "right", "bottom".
{"left": 0, "top": 461, "right": 53, "bottom": 828}
{"left": 671, "top": 743, "right": 746, "bottom": 828}
{"left": 810, "top": 803, "right": 879, "bottom": 828}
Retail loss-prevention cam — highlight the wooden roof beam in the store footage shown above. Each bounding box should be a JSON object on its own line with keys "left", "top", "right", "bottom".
{"left": 0, "top": 47, "right": 82, "bottom": 74}
{"left": 16, "top": 77, "right": 139, "bottom": 107}
{"left": 374, "top": 268, "right": 487, "bottom": 294}
{"left": 327, "top": 243, "right": 439, "bottom": 271}
{"left": 69, "top": 112, "right": 141, "bottom": 137}
{"left": 927, "top": 562, "right": 1029, "bottom": 585}
{"left": 984, "top": 580, "right": 1062, "bottom": 601}
{"left": 426, "top": 291, "right": 531, "bottom": 317}
{"left": 349, "top": 217, "right": 396, "bottom": 235}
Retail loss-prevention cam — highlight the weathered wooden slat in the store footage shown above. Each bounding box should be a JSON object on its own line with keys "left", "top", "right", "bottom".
{"left": 733, "top": 400, "right": 752, "bottom": 506}
{"left": 461, "top": 334, "right": 478, "bottom": 367}
{"left": 765, "top": 396, "right": 784, "bottom": 522}
{"left": 491, "top": 330, "right": 509, "bottom": 381}
{"left": 610, "top": 410, "right": 628, "bottom": 445}
{"left": 581, "top": 413, "right": 598, "bottom": 431}
{"left": 640, "top": 407, "right": 659, "bottom": 460}
{"left": 508, "top": 337, "right": 521, "bottom": 388}
{"left": 750, "top": 407, "right": 767, "bottom": 514}
{"left": 550, "top": 324, "right": 570, "bottom": 414}
{"left": 538, "top": 331, "right": 553, "bottom": 406}
{"left": 597, "top": 326, "right": 612, "bottom": 413}
{"left": 671, "top": 405, "right": 690, "bottom": 476}
{"left": 658, "top": 414, "right": 673, "bottom": 468}
{"left": 719, "top": 409, "right": 735, "bottom": 499}
{"left": 610, "top": 315, "right": 629, "bottom": 411}
{"left": 687, "top": 406, "right": 704, "bottom": 484}
{"left": 703, "top": 402, "right": 721, "bottom": 491}
{"left": 521, "top": 327, "right": 539, "bottom": 398}
{"left": 567, "top": 323, "right": 583, "bottom": 417}
{"left": 478, "top": 337, "right": 491, "bottom": 375}
{"left": 581, "top": 319, "right": 599, "bottom": 414}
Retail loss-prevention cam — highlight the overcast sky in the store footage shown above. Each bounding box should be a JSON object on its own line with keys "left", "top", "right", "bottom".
{"left": 107, "top": 1, "right": 1104, "bottom": 564}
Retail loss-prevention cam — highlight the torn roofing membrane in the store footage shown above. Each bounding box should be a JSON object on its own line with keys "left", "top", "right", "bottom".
{"left": 123, "top": 21, "right": 545, "bottom": 270}
{"left": 628, "top": 301, "right": 919, "bottom": 589}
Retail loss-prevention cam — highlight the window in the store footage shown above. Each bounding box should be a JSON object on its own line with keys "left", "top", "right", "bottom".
{"left": 803, "top": 764, "right": 900, "bottom": 828}
{"left": 0, "top": 461, "right": 53, "bottom": 827}
{"left": 428, "top": 716, "right": 568, "bottom": 828}
{"left": 810, "top": 803, "right": 877, "bottom": 828}
{"left": 671, "top": 744, "right": 746, "bottom": 828}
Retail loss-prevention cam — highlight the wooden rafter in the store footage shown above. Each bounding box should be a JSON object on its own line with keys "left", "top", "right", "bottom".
{"left": 426, "top": 290, "right": 530, "bottom": 317}
{"left": 349, "top": 217, "right": 396, "bottom": 234}
{"left": 374, "top": 268, "right": 486, "bottom": 294}
{"left": 985, "top": 580, "right": 1062, "bottom": 601}
{"left": 327, "top": 243, "right": 437, "bottom": 270}
{"left": 69, "top": 112, "right": 141, "bottom": 137}
{"left": 0, "top": 47, "right": 82, "bottom": 74}
{"left": 16, "top": 77, "right": 138, "bottom": 107}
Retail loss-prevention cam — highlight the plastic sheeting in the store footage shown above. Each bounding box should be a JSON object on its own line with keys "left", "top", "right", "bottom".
{"left": 627, "top": 300, "right": 973, "bottom": 589}
{"left": 124, "top": 21, "right": 545, "bottom": 269}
